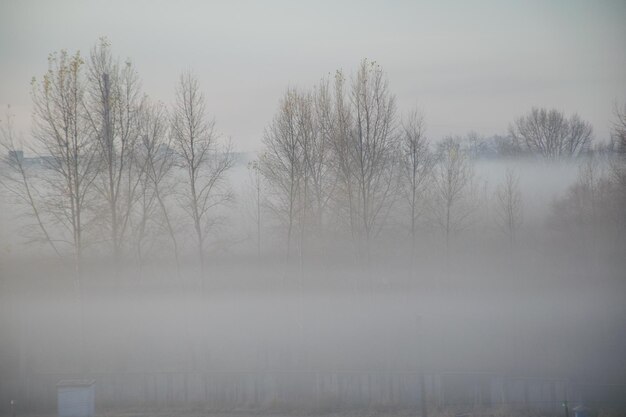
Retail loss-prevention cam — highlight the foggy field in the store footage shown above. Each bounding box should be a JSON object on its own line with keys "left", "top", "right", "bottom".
{"left": 2, "top": 238, "right": 625, "bottom": 414}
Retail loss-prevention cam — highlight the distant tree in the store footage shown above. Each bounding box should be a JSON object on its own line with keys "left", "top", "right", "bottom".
{"left": 428, "top": 138, "right": 475, "bottom": 251}
{"left": 171, "top": 71, "right": 233, "bottom": 278}
{"left": 552, "top": 160, "right": 600, "bottom": 233}
{"left": 605, "top": 102, "right": 626, "bottom": 257}
{"left": 494, "top": 168, "right": 523, "bottom": 248}
{"left": 509, "top": 107, "right": 592, "bottom": 159}
{"left": 398, "top": 110, "right": 432, "bottom": 252}
{"left": 612, "top": 101, "right": 626, "bottom": 156}
{"left": 490, "top": 134, "right": 523, "bottom": 158}
{"left": 465, "top": 131, "right": 487, "bottom": 159}
{"left": 549, "top": 155, "right": 625, "bottom": 259}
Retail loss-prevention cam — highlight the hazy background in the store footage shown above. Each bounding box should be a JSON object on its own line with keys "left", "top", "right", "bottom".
{"left": 1, "top": 1, "right": 626, "bottom": 415}
{"left": 1, "top": 0, "right": 626, "bottom": 151}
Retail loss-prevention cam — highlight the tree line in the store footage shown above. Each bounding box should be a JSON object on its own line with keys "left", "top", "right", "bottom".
{"left": 1, "top": 40, "right": 625, "bottom": 278}
{"left": 257, "top": 59, "right": 624, "bottom": 262}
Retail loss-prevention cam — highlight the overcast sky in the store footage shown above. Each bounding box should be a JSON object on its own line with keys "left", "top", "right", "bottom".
{"left": 1, "top": 0, "right": 625, "bottom": 152}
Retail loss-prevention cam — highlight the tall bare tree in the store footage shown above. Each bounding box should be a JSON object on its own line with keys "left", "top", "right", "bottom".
{"left": 494, "top": 168, "right": 523, "bottom": 248}
{"left": 399, "top": 110, "right": 432, "bottom": 252}
{"left": 509, "top": 107, "right": 592, "bottom": 159}
{"left": 325, "top": 71, "right": 358, "bottom": 241}
{"left": 294, "top": 90, "right": 315, "bottom": 257}
{"left": 259, "top": 88, "right": 303, "bottom": 257}
{"left": 85, "top": 38, "right": 145, "bottom": 262}
{"left": 30, "top": 49, "right": 99, "bottom": 275}
{"left": 332, "top": 60, "right": 399, "bottom": 253}
{"left": 311, "top": 79, "right": 338, "bottom": 234}
{"left": 133, "top": 100, "right": 180, "bottom": 268}
{"left": 428, "top": 138, "right": 475, "bottom": 251}
{"left": 171, "top": 71, "right": 233, "bottom": 277}
{"left": 296, "top": 87, "right": 336, "bottom": 256}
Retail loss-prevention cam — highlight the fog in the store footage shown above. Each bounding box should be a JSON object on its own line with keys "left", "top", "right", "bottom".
{"left": 1, "top": 2, "right": 626, "bottom": 417}
{"left": 2, "top": 154, "right": 625, "bottom": 415}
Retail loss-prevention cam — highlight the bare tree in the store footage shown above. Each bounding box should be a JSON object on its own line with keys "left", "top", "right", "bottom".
{"left": 133, "top": 100, "right": 180, "bottom": 268}
{"left": 428, "top": 138, "right": 475, "bottom": 251}
{"left": 611, "top": 101, "right": 626, "bottom": 156}
{"left": 259, "top": 88, "right": 303, "bottom": 258}
{"left": 611, "top": 102, "right": 626, "bottom": 194}
{"left": 85, "top": 38, "right": 145, "bottom": 262}
{"left": 494, "top": 168, "right": 523, "bottom": 248}
{"left": 509, "top": 107, "right": 592, "bottom": 159}
{"left": 30, "top": 49, "right": 99, "bottom": 275}
{"left": 325, "top": 71, "right": 358, "bottom": 242}
{"left": 294, "top": 90, "right": 315, "bottom": 258}
{"left": 311, "top": 78, "right": 339, "bottom": 238}
{"left": 332, "top": 60, "right": 399, "bottom": 253}
{"left": 399, "top": 110, "right": 432, "bottom": 253}
{"left": 171, "top": 71, "right": 233, "bottom": 277}
{"left": 606, "top": 106, "right": 626, "bottom": 255}
{"left": 296, "top": 87, "right": 337, "bottom": 257}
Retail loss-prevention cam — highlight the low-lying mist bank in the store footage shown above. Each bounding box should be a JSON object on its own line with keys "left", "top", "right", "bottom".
{"left": 3, "top": 289, "right": 625, "bottom": 374}
{"left": 1, "top": 157, "right": 622, "bottom": 263}
{"left": 2, "top": 250, "right": 625, "bottom": 374}
{"left": 1, "top": 155, "right": 625, "bottom": 413}
{"left": 2, "top": 240, "right": 624, "bottom": 294}
{"left": 1, "top": 265, "right": 625, "bottom": 413}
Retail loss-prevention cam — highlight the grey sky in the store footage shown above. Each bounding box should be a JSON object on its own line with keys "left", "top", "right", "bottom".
{"left": 1, "top": 0, "right": 625, "bottom": 151}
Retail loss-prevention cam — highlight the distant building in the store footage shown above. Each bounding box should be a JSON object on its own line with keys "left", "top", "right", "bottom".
{"left": 8, "top": 150, "right": 23, "bottom": 164}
